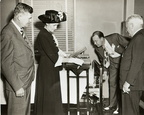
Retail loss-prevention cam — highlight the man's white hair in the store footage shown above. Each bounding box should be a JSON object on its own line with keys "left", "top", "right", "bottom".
{"left": 127, "top": 14, "right": 143, "bottom": 27}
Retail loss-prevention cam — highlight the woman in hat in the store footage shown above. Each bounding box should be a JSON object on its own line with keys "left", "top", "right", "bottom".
{"left": 34, "top": 10, "right": 67, "bottom": 115}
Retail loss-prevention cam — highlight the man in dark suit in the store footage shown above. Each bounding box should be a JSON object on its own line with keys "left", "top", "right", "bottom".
{"left": 91, "top": 31, "right": 129, "bottom": 114}
{"left": 1, "top": 3, "right": 35, "bottom": 115}
{"left": 120, "top": 14, "right": 144, "bottom": 115}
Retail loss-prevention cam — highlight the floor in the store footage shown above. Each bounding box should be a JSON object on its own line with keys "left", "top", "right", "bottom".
{"left": 0, "top": 104, "right": 118, "bottom": 115}
{"left": 1, "top": 103, "right": 144, "bottom": 115}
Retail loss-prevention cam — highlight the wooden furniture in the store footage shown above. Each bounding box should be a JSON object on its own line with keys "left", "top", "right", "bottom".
{"left": 63, "top": 58, "right": 91, "bottom": 115}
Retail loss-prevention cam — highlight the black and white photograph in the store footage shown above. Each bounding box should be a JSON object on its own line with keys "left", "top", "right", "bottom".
{"left": 1, "top": 0, "right": 144, "bottom": 115}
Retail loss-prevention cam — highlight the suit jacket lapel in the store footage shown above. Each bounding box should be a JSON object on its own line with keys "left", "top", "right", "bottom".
{"left": 10, "top": 22, "right": 33, "bottom": 53}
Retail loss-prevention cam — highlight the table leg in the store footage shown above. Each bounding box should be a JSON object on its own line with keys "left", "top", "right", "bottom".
{"left": 67, "top": 70, "right": 70, "bottom": 114}
{"left": 86, "top": 70, "right": 89, "bottom": 112}
{"left": 76, "top": 73, "right": 80, "bottom": 115}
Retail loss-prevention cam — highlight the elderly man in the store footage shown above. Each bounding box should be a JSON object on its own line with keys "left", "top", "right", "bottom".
{"left": 1, "top": 3, "right": 35, "bottom": 115}
{"left": 120, "top": 14, "right": 144, "bottom": 115}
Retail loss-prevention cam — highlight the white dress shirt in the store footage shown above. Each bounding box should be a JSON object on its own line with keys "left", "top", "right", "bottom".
{"left": 104, "top": 39, "right": 120, "bottom": 58}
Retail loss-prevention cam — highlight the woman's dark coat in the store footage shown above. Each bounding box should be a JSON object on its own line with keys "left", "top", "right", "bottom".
{"left": 34, "top": 28, "right": 64, "bottom": 115}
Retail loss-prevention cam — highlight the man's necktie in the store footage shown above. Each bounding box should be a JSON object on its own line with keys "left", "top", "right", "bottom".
{"left": 103, "top": 49, "right": 110, "bottom": 68}
{"left": 21, "top": 29, "right": 29, "bottom": 45}
{"left": 21, "top": 29, "right": 26, "bottom": 39}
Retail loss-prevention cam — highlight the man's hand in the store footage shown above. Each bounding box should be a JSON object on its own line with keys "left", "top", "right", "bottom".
{"left": 123, "top": 81, "right": 130, "bottom": 94}
{"left": 16, "top": 88, "right": 24, "bottom": 97}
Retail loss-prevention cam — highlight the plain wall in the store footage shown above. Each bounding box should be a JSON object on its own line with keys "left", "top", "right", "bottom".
{"left": 134, "top": 0, "right": 144, "bottom": 19}
{"left": 0, "top": 1, "right": 1, "bottom": 31}
{"left": 1, "top": 0, "right": 17, "bottom": 30}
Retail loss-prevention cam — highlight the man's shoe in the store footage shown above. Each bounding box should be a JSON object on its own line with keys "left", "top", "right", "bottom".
{"left": 104, "top": 106, "right": 116, "bottom": 111}
{"left": 104, "top": 106, "right": 110, "bottom": 110}
{"left": 113, "top": 108, "right": 119, "bottom": 114}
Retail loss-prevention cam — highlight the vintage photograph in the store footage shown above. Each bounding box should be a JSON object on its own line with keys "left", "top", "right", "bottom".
{"left": 1, "top": 0, "right": 144, "bottom": 115}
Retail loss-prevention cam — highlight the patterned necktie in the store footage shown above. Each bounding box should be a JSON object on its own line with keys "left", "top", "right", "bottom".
{"left": 21, "top": 29, "right": 26, "bottom": 39}
{"left": 20, "top": 29, "right": 33, "bottom": 54}
{"left": 103, "top": 49, "right": 110, "bottom": 68}
{"left": 21, "top": 29, "right": 29, "bottom": 45}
